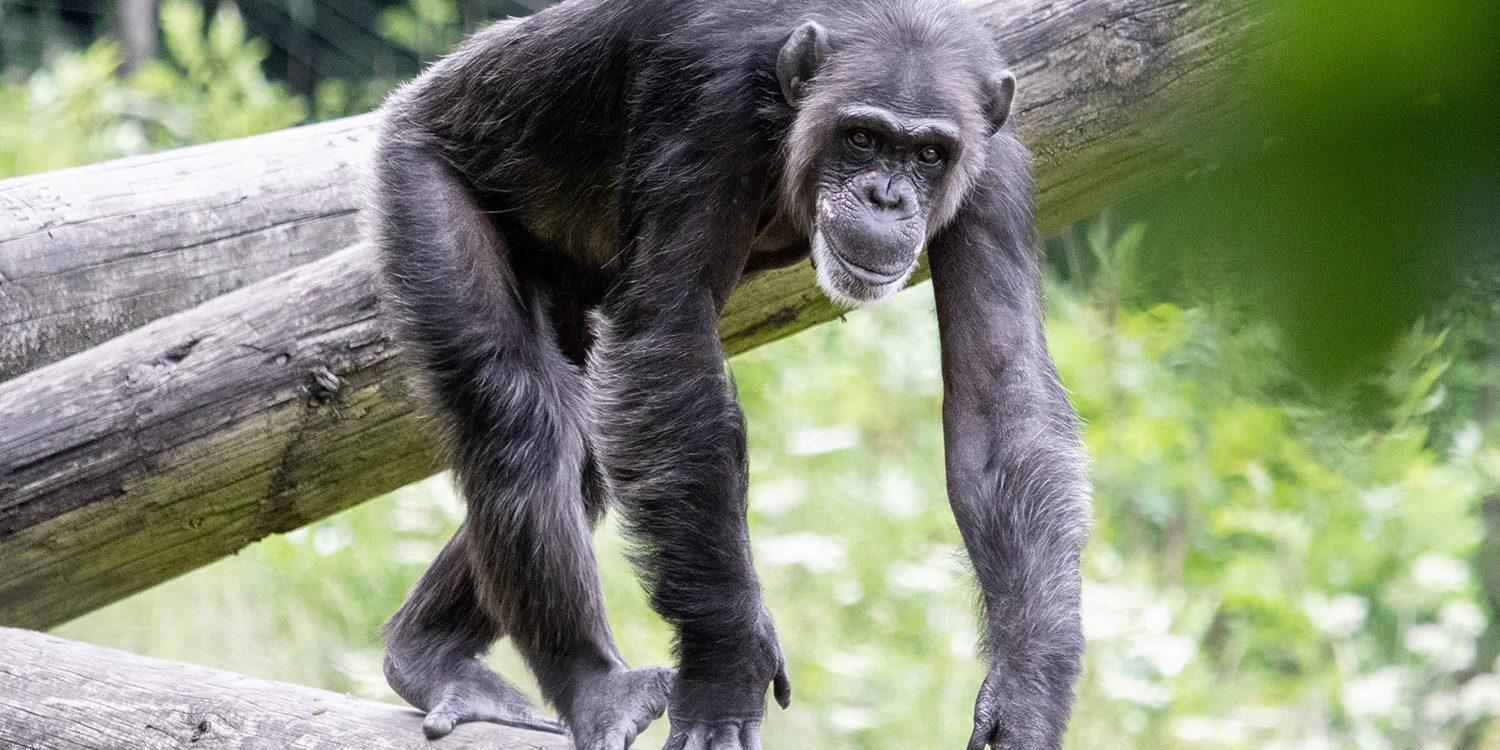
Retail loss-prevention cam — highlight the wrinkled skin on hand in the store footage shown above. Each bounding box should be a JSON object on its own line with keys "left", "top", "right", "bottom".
{"left": 660, "top": 667, "right": 791, "bottom": 750}
{"left": 966, "top": 663, "right": 1074, "bottom": 750}
{"left": 660, "top": 619, "right": 791, "bottom": 750}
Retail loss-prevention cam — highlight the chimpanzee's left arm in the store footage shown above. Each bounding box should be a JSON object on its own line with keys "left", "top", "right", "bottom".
{"left": 928, "top": 132, "right": 1091, "bottom": 750}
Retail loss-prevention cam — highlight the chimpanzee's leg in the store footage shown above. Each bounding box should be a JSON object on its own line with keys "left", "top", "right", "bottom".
{"left": 384, "top": 525, "right": 563, "bottom": 736}
{"left": 375, "top": 143, "right": 670, "bottom": 747}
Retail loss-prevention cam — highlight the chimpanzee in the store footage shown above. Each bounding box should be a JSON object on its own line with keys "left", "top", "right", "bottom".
{"left": 370, "top": 0, "right": 1090, "bottom": 748}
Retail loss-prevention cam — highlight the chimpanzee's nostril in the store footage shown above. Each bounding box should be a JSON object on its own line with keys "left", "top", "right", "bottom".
{"left": 864, "top": 183, "right": 900, "bottom": 211}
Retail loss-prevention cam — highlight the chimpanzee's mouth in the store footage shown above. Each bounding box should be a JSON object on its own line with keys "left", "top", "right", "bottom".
{"left": 831, "top": 252, "right": 910, "bottom": 285}
{"left": 811, "top": 231, "right": 916, "bottom": 307}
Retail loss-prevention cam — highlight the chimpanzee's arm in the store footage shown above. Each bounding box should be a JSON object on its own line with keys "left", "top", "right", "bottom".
{"left": 928, "top": 134, "right": 1091, "bottom": 750}
{"left": 588, "top": 168, "right": 790, "bottom": 750}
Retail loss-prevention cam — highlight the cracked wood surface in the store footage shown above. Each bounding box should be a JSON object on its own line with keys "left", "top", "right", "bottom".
{"left": 0, "top": 0, "right": 1265, "bottom": 629}
{"left": 0, "top": 626, "right": 571, "bottom": 749}
{"left": 0, "top": 244, "right": 435, "bottom": 628}
{"left": 0, "top": 117, "right": 376, "bottom": 382}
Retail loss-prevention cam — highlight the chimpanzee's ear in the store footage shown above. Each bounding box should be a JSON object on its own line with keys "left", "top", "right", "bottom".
{"left": 982, "top": 69, "right": 1017, "bottom": 136}
{"left": 777, "top": 21, "right": 830, "bottom": 105}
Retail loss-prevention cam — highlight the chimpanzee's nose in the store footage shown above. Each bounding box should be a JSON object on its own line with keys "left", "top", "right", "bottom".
{"left": 863, "top": 177, "right": 914, "bottom": 217}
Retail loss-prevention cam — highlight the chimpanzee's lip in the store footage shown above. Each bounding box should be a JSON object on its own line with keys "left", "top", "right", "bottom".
{"left": 831, "top": 251, "right": 909, "bottom": 285}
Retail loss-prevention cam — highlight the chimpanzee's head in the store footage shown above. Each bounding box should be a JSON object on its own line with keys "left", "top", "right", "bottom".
{"left": 777, "top": 10, "right": 1014, "bottom": 306}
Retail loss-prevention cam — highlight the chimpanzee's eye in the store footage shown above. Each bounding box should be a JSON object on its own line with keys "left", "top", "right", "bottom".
{"left": 918, "top": 145, "right": 946, "bottom": 165}
{"left": 847, "top": 130, "right": 875, "bottom": 150}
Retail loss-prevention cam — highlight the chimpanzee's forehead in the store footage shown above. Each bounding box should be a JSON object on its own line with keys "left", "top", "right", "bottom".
{"left": 836, "top": 46, "right": 980, "bottom": 123}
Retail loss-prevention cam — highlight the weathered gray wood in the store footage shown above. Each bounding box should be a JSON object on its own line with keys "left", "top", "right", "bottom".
{"left": 0, "top": 0, "right": 1265, "bottom": 629}
{"left": 0, "top": 626, "right": 570, "bottom": 749}
{"left": 0, "top": 115, "right": 376, "bottom": 381}
{"left": 0, "top": 0, "right": 1262, "bottom": 379}
{"left": 0, "top": 244, "right": 435, "bottom": 629}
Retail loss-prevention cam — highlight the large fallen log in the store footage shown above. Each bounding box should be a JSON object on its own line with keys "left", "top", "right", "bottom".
{"left": 0, "top": 0, "right": 1265, "bottom": 629}
{"left": 0, "top": 626, "right": 569, "bottom": 749}
{"left": 0, "top": 244, "right": 434, "bottom": 629}
{"left": 0, "top": 240, "right": 839, "bottom": 628}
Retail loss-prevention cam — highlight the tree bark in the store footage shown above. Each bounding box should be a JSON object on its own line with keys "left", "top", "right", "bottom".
{"left": 0, "top": 244, "right": 438, "bottom": 629}
{"left": 118, "top": 0, "right": 159, "bottom": 73}
{"left": 0, "top": 0, "right": 1267, "bottom": 629}
{"left": 0, "top": 626, "right": 569, "bottom": 749}
{"left": 0, "top": 116, "right": 376, "bottom": 381}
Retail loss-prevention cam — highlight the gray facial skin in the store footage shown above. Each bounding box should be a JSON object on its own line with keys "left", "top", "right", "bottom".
{"left": 812, "top": 106, "right": 958, "bottom": 305}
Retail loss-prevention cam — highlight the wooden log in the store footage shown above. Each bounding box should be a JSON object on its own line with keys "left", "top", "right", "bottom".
{"left": 0, "top": 626, "right": 570, "bottom": 749}
{"left": 0, "top": 244, "right": 437, "bottom": 629}
{"left": 0, "top": 115, "right": 377, "bottom": 381}
{"left": 0, "top": 0, "right": 1264, "bottom": 380}
{"left": 0, "top": 0, "right": 1266, "bottom": 629}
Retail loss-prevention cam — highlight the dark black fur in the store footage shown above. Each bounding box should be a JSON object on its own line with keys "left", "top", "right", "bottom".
{"left": 370, "top": 1, "right": 1089, "bottom": 748}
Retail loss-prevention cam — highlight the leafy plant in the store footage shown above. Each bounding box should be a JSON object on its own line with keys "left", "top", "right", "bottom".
{"left": 0, "top": 0, "right": 304, "bottom": 178}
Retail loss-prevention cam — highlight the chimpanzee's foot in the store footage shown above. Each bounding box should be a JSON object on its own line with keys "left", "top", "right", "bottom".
{"left": 386, "top": 650, "right": 565, "bottom": 739}
{"left": 563, "top": 666, "right": 676, "bottom": 750}
{"left": 421, "top": 671, "right": 566, "bottom": 739}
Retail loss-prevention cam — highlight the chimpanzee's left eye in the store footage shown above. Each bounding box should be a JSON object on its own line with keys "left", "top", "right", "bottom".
{"left": 917, "top": 146, "right": 946, "bottom": 165}
{"left": 847, "top": 130, "right": 875, "bottom": 150}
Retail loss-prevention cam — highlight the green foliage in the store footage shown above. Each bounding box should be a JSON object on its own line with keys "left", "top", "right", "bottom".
{"left": 0, "top": 0, "right": 304, "bottom": 178}
{"left": 1135, "top": 0, "right": 1500, "bottom": 380}
{"left": 380, "top": 0, "right": 467, "bottom": 63}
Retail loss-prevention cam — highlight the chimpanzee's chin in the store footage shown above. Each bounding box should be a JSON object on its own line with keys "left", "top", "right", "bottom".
{"left": 810, "top": 230, "right": 914, "bottom": 308}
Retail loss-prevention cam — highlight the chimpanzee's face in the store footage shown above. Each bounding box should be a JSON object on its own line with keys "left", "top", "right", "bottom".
{"left": 808, "top": 102, "right": 965, "bottom": 305}
{"left": 780, "top": 31, "right": 1013, "bottom": 306}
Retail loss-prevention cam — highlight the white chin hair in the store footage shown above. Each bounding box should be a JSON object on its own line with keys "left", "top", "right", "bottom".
{"left": 811, "top": 230, "right": 911, "bottom": 308}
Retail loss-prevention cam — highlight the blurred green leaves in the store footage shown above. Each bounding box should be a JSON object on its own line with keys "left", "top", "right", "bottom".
{"left": 1137, "top": 0, "right": 1500, "bottom": 381}
{"left": 380, "top": 0, "right": 466, "bottom": 62}
{"left": 0, "top": 0, "right": 304, "bottom": 178}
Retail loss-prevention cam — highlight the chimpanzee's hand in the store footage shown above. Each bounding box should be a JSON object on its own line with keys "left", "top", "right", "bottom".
{"left": 660, "top": 670, "right": 790, "bottom": 750}
{"left": 967, "top": 662, "right": 1072, "bottom": 750}
{"left": 661, "top": 623, "right": 791, "bottom": 750}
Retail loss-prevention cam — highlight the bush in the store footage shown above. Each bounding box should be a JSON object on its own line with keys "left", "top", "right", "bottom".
{"left": 0, "top": 1, "right": 304, "bottom": 178}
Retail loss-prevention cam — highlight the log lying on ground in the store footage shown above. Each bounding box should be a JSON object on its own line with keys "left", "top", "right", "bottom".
{"left": 0, "top": 0, "right": 1263, "bottom": 381}
{"left": 0, "top": 626, "right": 570, "bottom": 749}
{"left": 0, "top": 0, "right": 1265, "bottom": 629}
{"left": 0, "top": 240, "right": 863, "bottom": 629}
